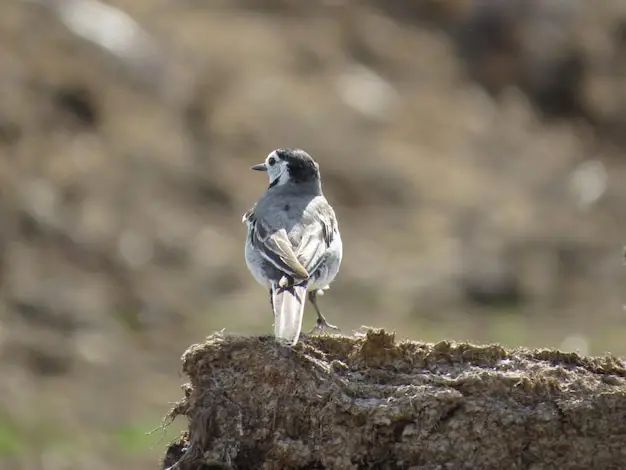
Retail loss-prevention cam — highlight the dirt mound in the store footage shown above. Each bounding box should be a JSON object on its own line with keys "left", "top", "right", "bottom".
{"left": 163, "top": 329, "right": 626, "bottom": 469}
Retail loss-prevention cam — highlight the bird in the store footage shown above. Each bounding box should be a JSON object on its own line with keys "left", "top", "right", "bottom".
{"left": 242, "top": 148, "right": 343, "bottom": 345}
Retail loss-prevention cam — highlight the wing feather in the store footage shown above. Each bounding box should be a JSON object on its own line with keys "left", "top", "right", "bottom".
{"left": 246, "top": 210, "right": 309, "bottom": 280}
{"left": 295, "top": 215, "right": 335, "bottom": 275}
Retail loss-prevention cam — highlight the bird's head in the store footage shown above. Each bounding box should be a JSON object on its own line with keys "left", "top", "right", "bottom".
{"left": 251, "top": 148, "right": 320, "bottom": 189}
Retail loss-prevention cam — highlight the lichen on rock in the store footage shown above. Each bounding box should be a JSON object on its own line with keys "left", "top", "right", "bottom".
{"left": 163, "top": 328, "right": 626, "bottom": 470}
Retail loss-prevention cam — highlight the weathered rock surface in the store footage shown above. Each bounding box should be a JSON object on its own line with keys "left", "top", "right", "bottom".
{"left": 163, "top": 329, "right": 626, "bottom": 470}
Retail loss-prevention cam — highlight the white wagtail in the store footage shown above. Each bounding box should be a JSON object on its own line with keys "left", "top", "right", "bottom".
{"left": 243, "top": 148, "right": 343, "bottom": 345}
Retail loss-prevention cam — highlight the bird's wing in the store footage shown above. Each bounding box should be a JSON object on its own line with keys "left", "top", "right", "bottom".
{"left": 247, "top": 210, "right": 310, "bottom": 280}
{"left": 295, "top": 210, "right": 336, "bottom": 275}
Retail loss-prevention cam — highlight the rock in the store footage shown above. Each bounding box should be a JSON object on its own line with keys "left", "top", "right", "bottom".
{"left": 163, "top": 329, "right": 626, "bottom": 469}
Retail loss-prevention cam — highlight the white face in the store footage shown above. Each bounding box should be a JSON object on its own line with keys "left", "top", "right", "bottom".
{"left": 264, "top": 150, "right": 290, "bottom": 186}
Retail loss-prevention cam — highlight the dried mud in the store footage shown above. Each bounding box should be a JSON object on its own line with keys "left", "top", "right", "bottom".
{"left": 163, "top": 329, "right": 626, "bottom": 470}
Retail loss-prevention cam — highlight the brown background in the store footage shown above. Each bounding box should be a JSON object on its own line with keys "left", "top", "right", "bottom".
{"left": 0, "top": 0, "right": 625, "bottom": 468}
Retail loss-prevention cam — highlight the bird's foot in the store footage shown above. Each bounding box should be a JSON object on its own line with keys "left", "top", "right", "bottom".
{"left": 308, "top": 317, "right": 340, "bottom": 336}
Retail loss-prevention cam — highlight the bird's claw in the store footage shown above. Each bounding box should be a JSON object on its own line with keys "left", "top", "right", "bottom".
{"left": 308, "top": 317, "right": 340, "bottom": 336}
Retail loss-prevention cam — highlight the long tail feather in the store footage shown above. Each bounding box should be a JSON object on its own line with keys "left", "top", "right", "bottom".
{"left": 272, "top": 283, "right": 307, "bottom": 345}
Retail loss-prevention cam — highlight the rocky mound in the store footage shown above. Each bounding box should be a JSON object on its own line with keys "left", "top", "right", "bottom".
{"left": 163, "top": 329, "right": 626, "bottom": 469}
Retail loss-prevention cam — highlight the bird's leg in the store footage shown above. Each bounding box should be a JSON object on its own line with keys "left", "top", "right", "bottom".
{"left": 269, "top": 288, "right": 274, "bottom": 313}
{"left": 308, "top": 290, "right": 340, "bottom": 335}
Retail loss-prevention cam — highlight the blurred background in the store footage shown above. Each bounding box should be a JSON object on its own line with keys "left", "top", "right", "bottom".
{"left": 1, "top": 0, "right": 626, "bottom": 468}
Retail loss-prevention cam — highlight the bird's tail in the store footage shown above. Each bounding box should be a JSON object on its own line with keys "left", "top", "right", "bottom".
{"left": 272, "top": 282, "right": 308, "bottom": 345}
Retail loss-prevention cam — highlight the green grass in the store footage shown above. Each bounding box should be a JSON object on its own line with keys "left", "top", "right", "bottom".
{"left": 0, "top": 418, "right": 25, "bottom": 456}
{"left": 112, "top": 418, "right": 185, "bottom": 456}
{"left": 114, "top": 423, "right": 157, "bottom": 454}
{"left": 0, "top": 408, "right": 185, "bottom": 464}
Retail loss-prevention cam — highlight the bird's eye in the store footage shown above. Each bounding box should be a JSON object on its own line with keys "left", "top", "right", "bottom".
{"left": 268, "top": 157, "right": 276, "bottom": 166}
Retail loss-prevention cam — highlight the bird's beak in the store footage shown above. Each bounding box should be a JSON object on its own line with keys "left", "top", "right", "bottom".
{"left": 251, "top": 163, "right": 268, "bottom": 172}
